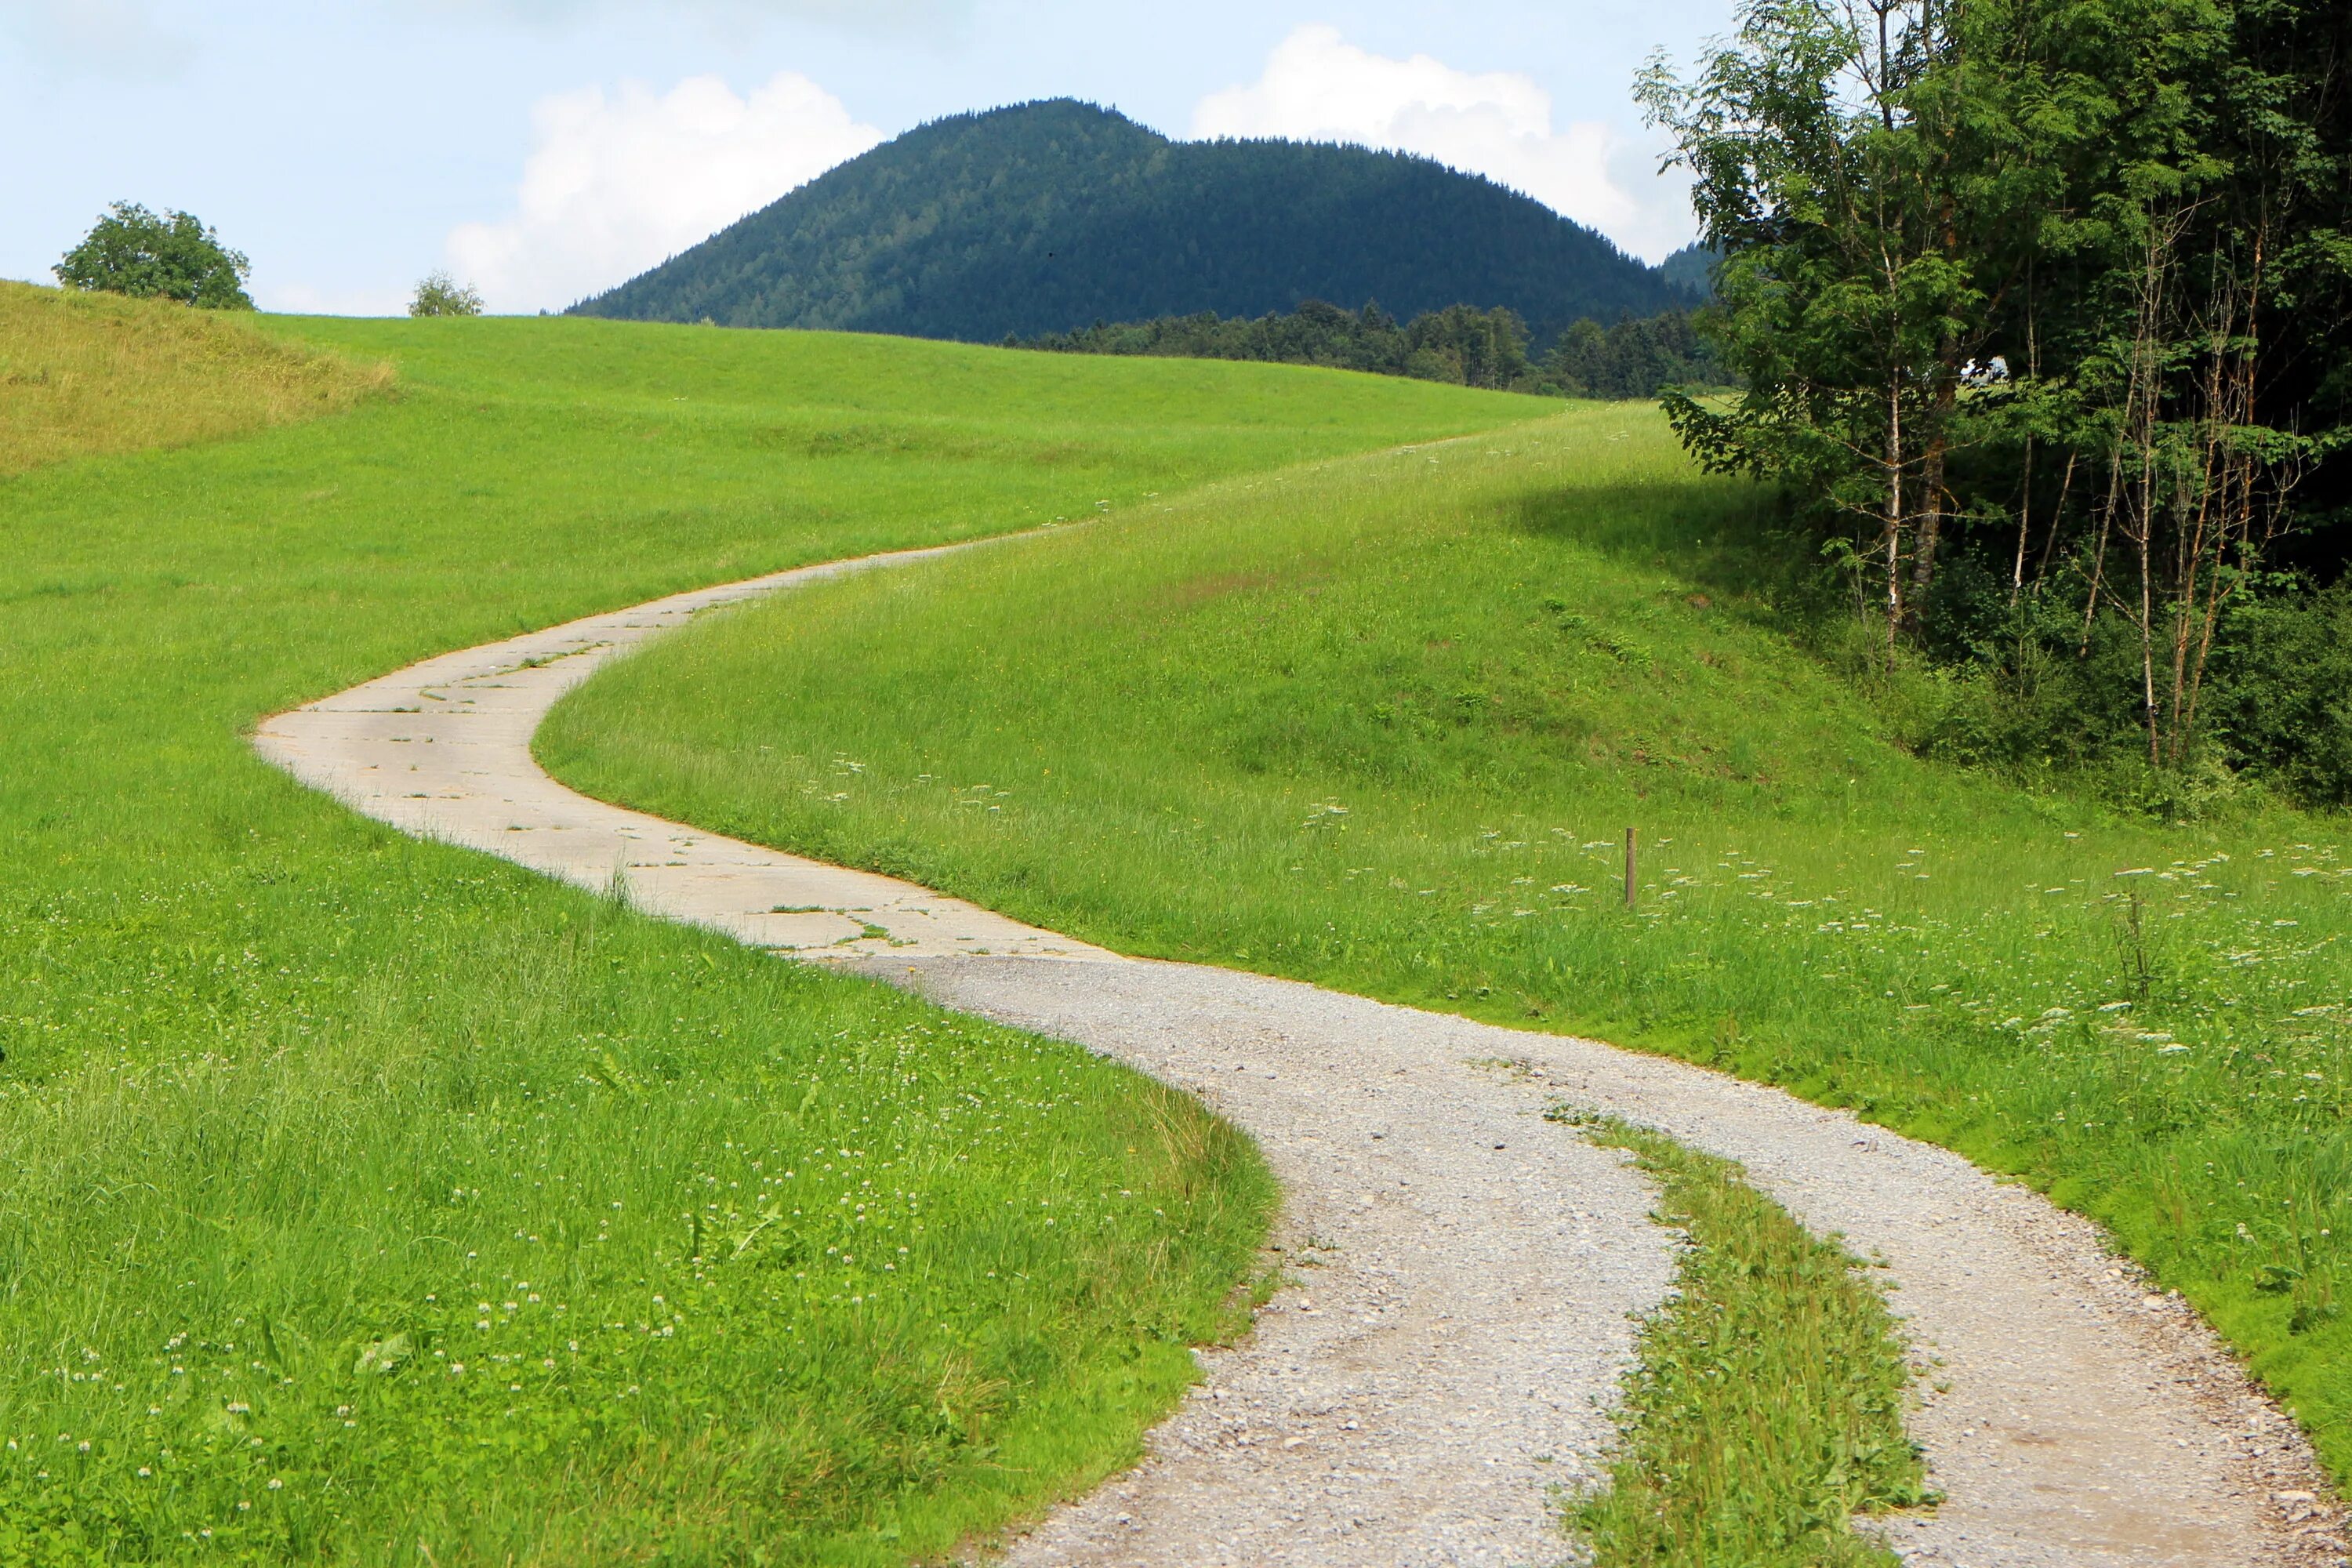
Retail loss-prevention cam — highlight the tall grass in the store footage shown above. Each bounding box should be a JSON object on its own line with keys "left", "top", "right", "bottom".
{"left": 0, "top": 282, "right": 389, "bottom": 477}
{"left": 541, "top": 409, "right": 2352, "bottom": 1477}
{"left": 0, "top": 302, "right": 1539, "bottom": 1561}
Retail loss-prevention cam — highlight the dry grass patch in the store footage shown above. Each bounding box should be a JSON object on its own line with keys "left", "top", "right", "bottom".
{"left": 0, "top": 281, "right": 388, "bottom": 477}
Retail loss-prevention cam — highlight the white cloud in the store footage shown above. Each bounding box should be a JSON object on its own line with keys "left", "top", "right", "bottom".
{"left": 1192, "top": 24, "right": 1690, "bottom": 263}
{"left": 448, "top": 71, "right": 883, "bottom": 313}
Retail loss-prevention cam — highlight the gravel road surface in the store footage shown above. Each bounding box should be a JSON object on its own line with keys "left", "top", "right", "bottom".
{"left": 256, "top": 547, "right": 2345, "bottom": 1566}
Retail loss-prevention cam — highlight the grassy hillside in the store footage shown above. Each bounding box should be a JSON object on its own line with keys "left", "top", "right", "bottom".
{"left": 0, "top": 303, "right": 1541, "bottom": 1563}
{"left": 0, "top": 281, "right": 387, "bottom": 476}
{"left": 572, "top": 99, "right": 1680, "bottom": 344}
{"left": 541, "top": 409, "right": 2352, "bottom": 1479}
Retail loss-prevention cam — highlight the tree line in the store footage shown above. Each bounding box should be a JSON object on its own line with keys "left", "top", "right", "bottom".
{"left": 1648, "top": 0, "right": 2351, "bottom": 807}
{"left": 1018, "top": 299, "right": 1726, "bottom": 401}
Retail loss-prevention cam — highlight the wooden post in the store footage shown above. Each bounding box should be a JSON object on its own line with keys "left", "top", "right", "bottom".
{"left": 1624, "top": 826, "right": 1638, "bottom": 909}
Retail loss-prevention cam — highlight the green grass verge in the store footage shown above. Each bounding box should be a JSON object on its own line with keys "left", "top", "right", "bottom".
{"left": 0, "top": 303, "right": 1542, "bottom": 1563}
{"left": 539, "top": 408, "right": 2352, "bottom": 1482}
{"left": 1554, "top": 1111, "right": 1929, "bottom": 1566}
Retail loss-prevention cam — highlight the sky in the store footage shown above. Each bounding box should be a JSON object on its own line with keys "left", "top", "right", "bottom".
{"left": 1, "top": 1, "right": 1738, "bottom": 317}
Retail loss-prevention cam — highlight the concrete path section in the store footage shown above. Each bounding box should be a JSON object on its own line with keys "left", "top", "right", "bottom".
{"left": 256, "top": 546, "right": 2346, "bottom": 1567}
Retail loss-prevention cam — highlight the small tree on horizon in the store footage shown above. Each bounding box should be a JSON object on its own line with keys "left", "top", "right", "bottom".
{"left": 409, "top": 272, "right": 485, "bottom": 318}
{"left": 55, "top": 201, "right": 253, "bottom": 309}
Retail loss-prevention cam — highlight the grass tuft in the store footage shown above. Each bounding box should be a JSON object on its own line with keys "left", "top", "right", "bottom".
{"left": 1555, "top": 1110, "right": 1933, "bottom": 1567}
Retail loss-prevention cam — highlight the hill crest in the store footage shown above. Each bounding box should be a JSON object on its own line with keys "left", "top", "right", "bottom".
{"left": 570, "top": 99, "right": 1684, "bottom": 344}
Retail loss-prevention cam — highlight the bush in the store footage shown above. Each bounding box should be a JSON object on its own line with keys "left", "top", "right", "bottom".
{"left": 1885, "top": 567, "right": 2352, "bottom": 814}
{"left": 55, "top": 202, "right": 252, "bottom": 310}
{"left": 2208, "top": 583, "right": 2352, "bottom": 808}
{"left": 409, "top": 272, "right": 485, "bottom": 318}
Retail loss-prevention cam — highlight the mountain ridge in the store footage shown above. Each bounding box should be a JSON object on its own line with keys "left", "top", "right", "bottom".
{"left": 569, "top": 100, "right": 1687, "bottom": 344}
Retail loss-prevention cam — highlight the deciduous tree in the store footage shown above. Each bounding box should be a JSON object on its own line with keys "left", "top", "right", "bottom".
{"left": 55, "top": 202, "right": 252, "bottom": 310}
{"left": 409, "top": 272, "right": 485, "bottom": 318}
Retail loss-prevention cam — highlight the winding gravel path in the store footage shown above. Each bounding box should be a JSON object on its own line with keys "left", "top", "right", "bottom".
{"left": 256, "top": 546, "right": 2344, "bottom": 1567}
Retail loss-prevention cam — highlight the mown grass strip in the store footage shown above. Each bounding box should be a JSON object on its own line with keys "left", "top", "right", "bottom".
{"left": 1554, "top": 1110, "right": 1932, "bottom": 1567}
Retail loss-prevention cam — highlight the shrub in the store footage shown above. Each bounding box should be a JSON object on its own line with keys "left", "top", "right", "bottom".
{"left": 2208, "top": 583, "right": 2352, "bottom": 809}
{"left": 54, "top": 202, "right": 252, "bottom": 310}
{"left": 409, "top": 272, "right": 485, "bottom": 318}
{"left": 1887, "top": 568, "right": 2352, "bottom": 814}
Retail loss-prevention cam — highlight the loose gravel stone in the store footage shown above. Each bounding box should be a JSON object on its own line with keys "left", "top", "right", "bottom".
{"left": 257, "top": 547, "right": 2347, "bottom": 1568}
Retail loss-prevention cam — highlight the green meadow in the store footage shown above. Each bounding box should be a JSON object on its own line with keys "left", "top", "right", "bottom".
{"left": 541, "top": 409, "right": 2352, "bottom": 1478}
{"left": 0, "top": 286, "right": 1546, "bottom": 1563}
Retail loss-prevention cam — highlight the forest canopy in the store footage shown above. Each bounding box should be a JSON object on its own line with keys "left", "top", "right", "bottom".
{"left": 1648, "top": 0, "right": 2352, "bottom": 808}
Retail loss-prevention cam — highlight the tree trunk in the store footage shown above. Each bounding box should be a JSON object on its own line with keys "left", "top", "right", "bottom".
{"left": 2011, "top": 436, "right": 2035, "bottom": 603}
{"left": 2034, "top": 450, "right": 2077, "bottom": 592}
{"left": 1912, "top": 365, "right": 1954, "bottom": 619}
{"left": 1913, "top": 178, "right": 1962, "bottom": 623}
{"left": 2080, "top": 454, "right": 2122, "bottom": 655}
{"left": 2137, "top": 528, "right": 2161, "bottom": 770}
{"left": 2134, "top": 415, "right": 2162, "bottom": 770}
{"left": 1883, "top": 368, "right": 1907, "bottom": 660}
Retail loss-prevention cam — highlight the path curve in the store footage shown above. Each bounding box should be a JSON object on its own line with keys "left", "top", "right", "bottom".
{"left": 256, "top": 545, "right": 2345, "bottom": 1568}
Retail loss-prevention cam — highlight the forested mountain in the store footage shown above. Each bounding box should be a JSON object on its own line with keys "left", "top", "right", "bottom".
{"left": 569, "top": 100, "right": 1685, "bottom": 343}
{"left": 1657, "top": 242, "right": 1719, "bottom": 299}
